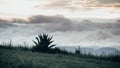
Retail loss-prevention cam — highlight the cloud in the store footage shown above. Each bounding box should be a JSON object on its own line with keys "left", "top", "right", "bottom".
{"left": 45, "top": 0, "right": 69, "bottom": 7}
{"left": 27, "top": 19, "right": 120, "bottom": 33}
{"left": 0, "top": 15, "right": 72, "bottom": 24}
{"left": 87, "top": 30, "right": 113, "bottom": 40}
{"left": 43, "top": 0, "right": 95, "bottom": 9}
{"left": 28, "top": 15, "right": 72, "bottom": 23}
{"left": 0, "top": 14, "right": 120, "bottom": 40}
{"left": 0, "top": 22, "right": 17, "bottom": 28}
{"left": 52, "top": 30, "right": 120, "bottom": 47}
{"left": 1, "top": 16, "right": 120, "bottom": 33}
{"left": 97, "top": 0, "right": 120, "bottom": 3}
{"left": 0, "top": 18, "right": 27, "bottom": 23}
{"left": 116, "top": 19, "right": 120, "bottom": 22}
{"left": 42, "top": 0, "right": 120, "bottom": 10}
{"left": 112, "top": 30, "right": 120, "bottom": 36}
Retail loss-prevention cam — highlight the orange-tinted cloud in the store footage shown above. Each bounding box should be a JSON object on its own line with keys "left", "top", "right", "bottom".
{"left": 0, "top": 18, "right": 27, "bottom": 23}
{"left": 42, "top": 0, "right": 120, "bottom": 10}
{"left": 0, "top": 15, "right": 72, "bottom": 24}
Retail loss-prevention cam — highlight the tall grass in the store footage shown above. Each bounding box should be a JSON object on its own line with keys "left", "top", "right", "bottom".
{"left": 0, "top": 41, "right": 30, "bottom": 51}
{"left": 0, "top": 47, "right": 120, "bottom": 68}
{"left": 0, "top": 42, "right": 120, "bottom": 63}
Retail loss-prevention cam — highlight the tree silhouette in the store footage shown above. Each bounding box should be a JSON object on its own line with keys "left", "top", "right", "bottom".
{"left": 32, "top": 34, "right": 56, "bottom": 52}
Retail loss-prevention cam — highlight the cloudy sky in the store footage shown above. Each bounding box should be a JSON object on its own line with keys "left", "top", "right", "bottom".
{"left": 0, "top": 0, "right": 120, "bottom": 19}
{"left": 0, "top": 0, "right": 120, "bottom": 48}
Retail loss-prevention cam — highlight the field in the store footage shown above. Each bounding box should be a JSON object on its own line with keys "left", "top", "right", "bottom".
{"left": 0, "top": 46, "right": 120, "bottom": 68}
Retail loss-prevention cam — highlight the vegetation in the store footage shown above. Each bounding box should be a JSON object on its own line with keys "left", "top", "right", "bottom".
{"left": 0, "top": 46, "right": 120, "bottom": 68}
{"left": 0, "top": 33, "right": 120, "bottom": 68}
{"left": 75, "top": 46, "right": 81, "bottom": 54}
{"left": 32, "top": 34, "right": 56, "bottom": 53}
{"left": 31, "top": 34, "right": 70, "bottom": 54}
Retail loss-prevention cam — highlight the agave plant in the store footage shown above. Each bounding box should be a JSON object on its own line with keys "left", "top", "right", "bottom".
{"left": 32, "top": 34, "right": 56, "bottom": 52}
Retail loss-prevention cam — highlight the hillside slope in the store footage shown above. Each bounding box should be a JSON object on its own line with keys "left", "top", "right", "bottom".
{"left": 0, "top": 48, "right": 120, "bottom": 68}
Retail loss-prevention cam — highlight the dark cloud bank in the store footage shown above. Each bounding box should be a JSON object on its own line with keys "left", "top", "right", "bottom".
{"left": 0, "top": 15, "right": 120, "bottom": 32}
{"left": 0, "top": 15, "right": 71, "bottom": 24}
{"left": 28, "top": 15, "right": 72, "bottom": 23}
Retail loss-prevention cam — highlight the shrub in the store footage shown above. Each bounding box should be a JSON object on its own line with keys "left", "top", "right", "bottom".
{"left": 32, "top": 34, "right": 56, "bottom": 53}
{"left": 75, "top": 46, "right": 81, "bottom": 54}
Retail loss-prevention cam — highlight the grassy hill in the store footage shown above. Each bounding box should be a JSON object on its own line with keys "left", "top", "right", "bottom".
{"left": 0, "top": 47, "right": 120, "bottom": 68}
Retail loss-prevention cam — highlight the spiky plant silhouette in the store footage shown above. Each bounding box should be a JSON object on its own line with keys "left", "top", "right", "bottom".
{"left": 32, "top": 34, "right": 56, "bottom": 52}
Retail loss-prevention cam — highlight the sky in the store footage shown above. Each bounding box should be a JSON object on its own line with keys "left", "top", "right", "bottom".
{"left": 0, "top": 0, "right": 120, "bottom": 48}
{"left": 0, "top": 0, "right": 120, "bottom": 19}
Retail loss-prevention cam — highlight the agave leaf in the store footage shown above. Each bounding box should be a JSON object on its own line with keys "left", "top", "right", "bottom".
{"left": 49, "top": 44, "right": 56, "bottom": 48}
{"left": 47, "top": 41, "right": 54, "bottom": 45}
{"left": 33, "top": 40, "right": 38, "bottom": 46}
{"left": 36, "top": 37, "right": 40, "bottom": 43}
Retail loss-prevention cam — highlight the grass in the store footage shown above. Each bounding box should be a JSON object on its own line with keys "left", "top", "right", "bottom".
{"left": 0, "top": 44, "right": 120, "bottom": 68}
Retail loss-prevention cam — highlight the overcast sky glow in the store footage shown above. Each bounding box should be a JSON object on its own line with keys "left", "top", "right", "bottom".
{"left": 0, "top": 0, "right": 120, "bottom": 19}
